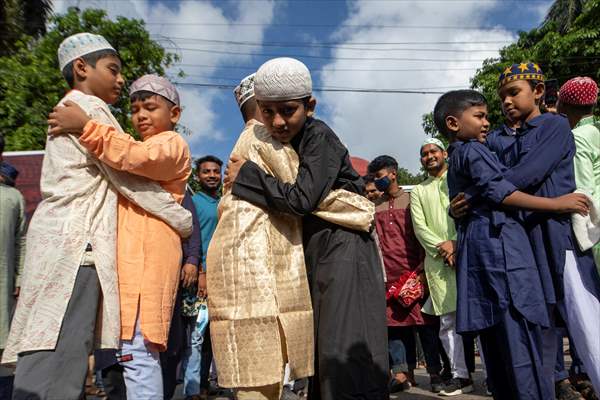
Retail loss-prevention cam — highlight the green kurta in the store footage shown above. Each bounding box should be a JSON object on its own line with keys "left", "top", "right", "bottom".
{"left": 0, "top": 183, "right": 26, "bottom": 349}
{"left": 410, "top": 170, "right": 457, "bottom": 315}
{"left": 573, "top": 116, "right": 600, "bottom": 272}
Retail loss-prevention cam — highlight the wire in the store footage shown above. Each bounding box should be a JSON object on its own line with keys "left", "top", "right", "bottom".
{"left": 176, "top": 63, "right": 482, "bottom": 72}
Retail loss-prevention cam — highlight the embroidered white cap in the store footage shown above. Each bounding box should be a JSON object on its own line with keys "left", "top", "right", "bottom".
{"left": 233, "top": 73, "right": 256, "bottom": 108}
{"left": 58, "top": 32, "right": 116, "bottom": 72}
{"left": 130, "top": 74, "right": 180, "bottom": 106}
{"left": 254, "top": 57, "right": 312, "bottom": 101}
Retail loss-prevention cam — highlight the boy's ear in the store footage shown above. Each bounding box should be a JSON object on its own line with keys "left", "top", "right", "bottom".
{"left": 73, "top": 58, "right": 88, "bottom": 81}
{"left": 445, "top": 115, "right": 459, "bottom": 134}
{"left": 534, "top": 82, "right": 545, "bottom": 103}
{"left": 170, "top": 105, "right": 182, "bottom": 125}
{"left": 306, "top": 96, "right": 317, "bottom": 117}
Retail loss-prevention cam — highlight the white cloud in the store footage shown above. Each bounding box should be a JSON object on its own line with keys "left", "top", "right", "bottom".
{"left": 53, "top": 0, "right": 275, "bottom": 153}
{"left": 318, "top": 1, "right": 516, "bottom": 172}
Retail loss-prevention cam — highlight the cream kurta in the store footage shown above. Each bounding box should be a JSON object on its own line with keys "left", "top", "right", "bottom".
{"left": 207, "top": 119, "right": 373, "bottom": 388}
{"left": 2, "top": 90, "right": 192, "bottom": 364}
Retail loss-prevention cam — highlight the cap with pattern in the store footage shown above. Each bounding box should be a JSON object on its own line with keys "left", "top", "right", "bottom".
{"left": 129, "top": 74, "right": 180, "bottom": 106}
{"left": 421, "top": 137, "right": 446, "bottom": 151}
{"left": 498, "top": 62, "right": 544, "bottom": 88}
{"left": 558, "top": 77, "right": 598, "bottom": 106}
{"left": 254, "top": 57, "right": 312, "bottom": 101}
{"left": 58, "top": 32, "right": 116, "bottom": 72}
{"left": 234, "top": 73, "right": 256, "bottom": 108}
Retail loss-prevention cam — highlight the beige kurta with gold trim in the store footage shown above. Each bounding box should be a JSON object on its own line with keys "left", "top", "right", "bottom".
{"left": 207, "top": 119, "right": 373, "bottom": 388}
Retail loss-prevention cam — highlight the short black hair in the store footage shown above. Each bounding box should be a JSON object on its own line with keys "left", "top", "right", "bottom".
{"left": 433, "top": 90, "right": 487, "bottom": 138}
{"left": 363, "top": 174, "right": 375, "bottom": 184}
{"left": 195, "top": 155, "right": 223, "bottom": 170}
{"left": 367, "top": 155, "right": 398, "bottom": 174}
{"left": 62, "top": 49, "right": 119, "bottom": 88}
{"left": 0, "top": 134, "right": 4, "bottom": 154}
{"left": 130, "top": 90, "right": 176, "bottom": 108}
{"left": 560, "top": 102, "right": 595, "bottom": 115}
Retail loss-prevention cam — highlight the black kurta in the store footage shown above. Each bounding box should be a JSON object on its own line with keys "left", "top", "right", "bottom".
{"left": 232, "top": 117, "right": 389, "bottom": 400}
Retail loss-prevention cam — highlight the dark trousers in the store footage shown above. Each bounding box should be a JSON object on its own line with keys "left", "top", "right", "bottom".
{"left": 101, "top": 363, "right": 127, "bottom": 400}
{"left": 13, "top": 265, "right": 100, "bottom": 400}
{"left": 554, "top": 328, "right": 586, "bottom": 382}
{"left": 388, "top": 325, "right": 442, "bottom": 375}
{"left": 479, "top": 305, "right": 552, "bottom": 400}
{"left": 200, "top": 323, "right": 213, "bottom": 391}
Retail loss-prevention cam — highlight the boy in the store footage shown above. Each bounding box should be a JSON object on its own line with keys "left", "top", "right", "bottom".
{"left": 225, "top": 58, "right": 389, "bottom": 400}
{"left": 495, "top": 65, "right": 600, "bottom": 394}
{"left": 435, "top": 89, "right": 588, "bottom": 399}
{"left": 47, "top": 73, "right": 192, "bottom": 398}
{"left": 3, "top": 34, "right": 191, "bottom": 400}
{"left": 410, "top": 138, "right": 475, "bottom": 396}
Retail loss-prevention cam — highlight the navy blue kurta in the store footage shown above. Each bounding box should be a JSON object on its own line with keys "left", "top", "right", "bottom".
{"left": 486, "top": 124, "right": 517, "bottom": 167}
{"left": 488, "top": 113, "right": 598, "bottom": 303}
{"left": 447, "top": 140, "right": 549, "bottom": 334}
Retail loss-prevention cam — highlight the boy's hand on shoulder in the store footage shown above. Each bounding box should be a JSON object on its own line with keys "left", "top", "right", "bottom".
{"left": 223, "top": 154, "right": 247, "bottom": 189}
{"left": 47, "top": 100, "right": 91, "bottom": 136}
{"left": 449, "top": 192, "right": 469, "bottom": 218}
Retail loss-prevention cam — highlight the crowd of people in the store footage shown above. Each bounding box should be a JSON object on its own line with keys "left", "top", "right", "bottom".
{"left": 0, "top": 31, "right": 598, "bottom": 400}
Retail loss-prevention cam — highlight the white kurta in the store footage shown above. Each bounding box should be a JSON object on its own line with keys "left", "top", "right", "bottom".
{"left": 2, "top": 90, "right": 192, "bottom": 364}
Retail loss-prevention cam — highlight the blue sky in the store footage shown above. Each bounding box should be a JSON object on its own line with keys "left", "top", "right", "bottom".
{"left": 53, "top": 0, "right": 553, "bottom": 172}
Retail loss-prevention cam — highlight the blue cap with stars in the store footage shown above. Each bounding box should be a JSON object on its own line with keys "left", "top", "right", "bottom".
{"left": 498, "top": 62, "right": 544, "bottom": 88}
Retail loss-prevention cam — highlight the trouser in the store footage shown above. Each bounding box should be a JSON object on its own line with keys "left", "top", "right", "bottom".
{"left": 0, "top": 350, "right": 14, "bottom": 400}
{"left": 554, "top": 329, "right": 586, "bottom": 382}
{"left": 439, "top": 312, "right": 469, "bottom": 379}
{"left": 12, "top": 265, "right": 100, "bottom": 400}
{"left": 389, "top": 325, "right": 442, "bottom": 375}
{"left": 102, "top": 363, "right": 127, "bottom": 400}
{"left": 478, "top": 305, "right": 551, "bottom": 400}
{"left": 561, "top": 250, "right": 600, "bottom": 392}
{"left": 120, "top": 314, "right": 163, "bottom": 400}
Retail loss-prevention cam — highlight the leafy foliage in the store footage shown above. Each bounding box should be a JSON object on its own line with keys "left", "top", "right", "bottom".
{"left": 1, "top": 0, "right": 54, "bottom": 56}
{"left": 470, "top": 0, "right": 600, "bottom": 128}
{"left": 396, "top": 167, "right": 426, "bottom": 186}
{"left": 0, "top": 8, "right": 179, "bottom": 151}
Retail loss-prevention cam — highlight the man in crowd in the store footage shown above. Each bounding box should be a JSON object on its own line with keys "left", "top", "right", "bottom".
{"left": 184, "top": 155, "right": 223, "bottom": 399}
{"left": 368, "top": 155, "right": 444, "bottom": 394}
{"left": 0, "top": 136, "right": 27, "bottom": 399}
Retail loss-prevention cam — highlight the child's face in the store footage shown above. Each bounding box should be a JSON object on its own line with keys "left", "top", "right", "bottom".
{"left": 450, "top": 104, "right": 490, "bottom": 143}
{"left": 80, "top": 55, "right": 124, "bottom": 105}
{"left": 131, "top": 95, "right": 181, "bottom": 139}
{"left": 257, "top": 97, "right": 316, "bottom": 143}
{"left": 498, "top": 80, "right": 544, "bottom": 122}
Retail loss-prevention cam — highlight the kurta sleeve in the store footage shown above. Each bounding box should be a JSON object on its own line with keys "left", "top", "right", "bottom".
{"left": 504, "top": 119, "right": 573, "bottom": 190}
{"left": 78, "top": 102, "right": 192, "bottom": 238}
{"left": 181, "top": 191, "right": 202, "bottom": 268}
{"left": 466, "top": 144, "right": 517, "bottom": 205}
{"left": 573, "top": 133, "right": 597, "bottom": 198}
{"left": 79, "top": 120, "right": 189, "bottom": 182}
{"left": 232, "top": 128, "right": 342, "bottom": 216}
{"left": 13, "top": 194, "right": 26, "bottom": 288}
{"left": 410, "top": 187, "right": 445, "bottom": 259}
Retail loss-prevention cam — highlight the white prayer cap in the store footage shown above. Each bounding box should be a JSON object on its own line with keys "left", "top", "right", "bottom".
{"left": 58, "top": 32, "right": 116, "bottom": 72}
{"left": 254, "top": 57, "right": 312, "bottom": 101}
{"left": 130, "top": 74, "right": 180, "bottom": 106}
{"left": 421, "top": 137, "right": 446, "bottom": 151}
{"left": 233, "top": 73, "right": 256, "bottom": 108}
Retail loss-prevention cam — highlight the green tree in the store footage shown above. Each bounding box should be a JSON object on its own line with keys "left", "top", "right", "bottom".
{"left": 470, "top": 0, "right": 600, "bottom": 128}
{"left": 396, "top": 167, "right": 426, "bottom": 186}
{"left": 1, "top": 0, "right": 54, "bottom": 55}
{"left": 542, "top": 0, "right": 588, "bottom": 33}
{"left": 0, "top": 7, "right": 180, "bottom": 151}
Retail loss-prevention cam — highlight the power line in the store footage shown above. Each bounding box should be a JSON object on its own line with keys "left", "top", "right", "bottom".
{"left": 164, "top": 46, "right": 489, "bottom": 62}
{"left": 154, "top": 37, "right": 504, "bottom": 53}
{"left": 174, "top": 81, "right": 447, "bottom": 94}
{"left": 176, "top": 63, "right": 482, "bottom": 72}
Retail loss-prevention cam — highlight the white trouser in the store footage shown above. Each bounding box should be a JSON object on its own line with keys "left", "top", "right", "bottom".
{"left": 120, "top": 317, "right": 164, "bottom": 400}
{"left": 439, "top": 312, "right": 470, "bottom": 379}
{"left": 563, "top": 251, "right": 600, "bottom": 392}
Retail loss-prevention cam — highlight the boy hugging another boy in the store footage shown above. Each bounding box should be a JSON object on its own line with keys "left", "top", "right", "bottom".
{"left": 434, "top": 89, "right": 588, "bottom": 400}
{"left": 3, "top": 33, "right": 192, "bottom": 400}
{"left": 48, "top": 73, "right": 192, "bottom": 399}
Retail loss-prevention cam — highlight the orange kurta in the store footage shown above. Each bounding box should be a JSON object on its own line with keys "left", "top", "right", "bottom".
{"left": 79, "top": 120, "right": 191, "bottom": 350}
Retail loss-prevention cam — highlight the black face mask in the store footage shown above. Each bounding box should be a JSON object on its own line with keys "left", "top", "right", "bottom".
{"left": 374, "top": 175, "right": 391, "bottom": 192}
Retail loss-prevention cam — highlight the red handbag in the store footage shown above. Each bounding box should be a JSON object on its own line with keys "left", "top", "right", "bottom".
{"left": 386, "top": 270, "right": 424, "bottom": 307}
